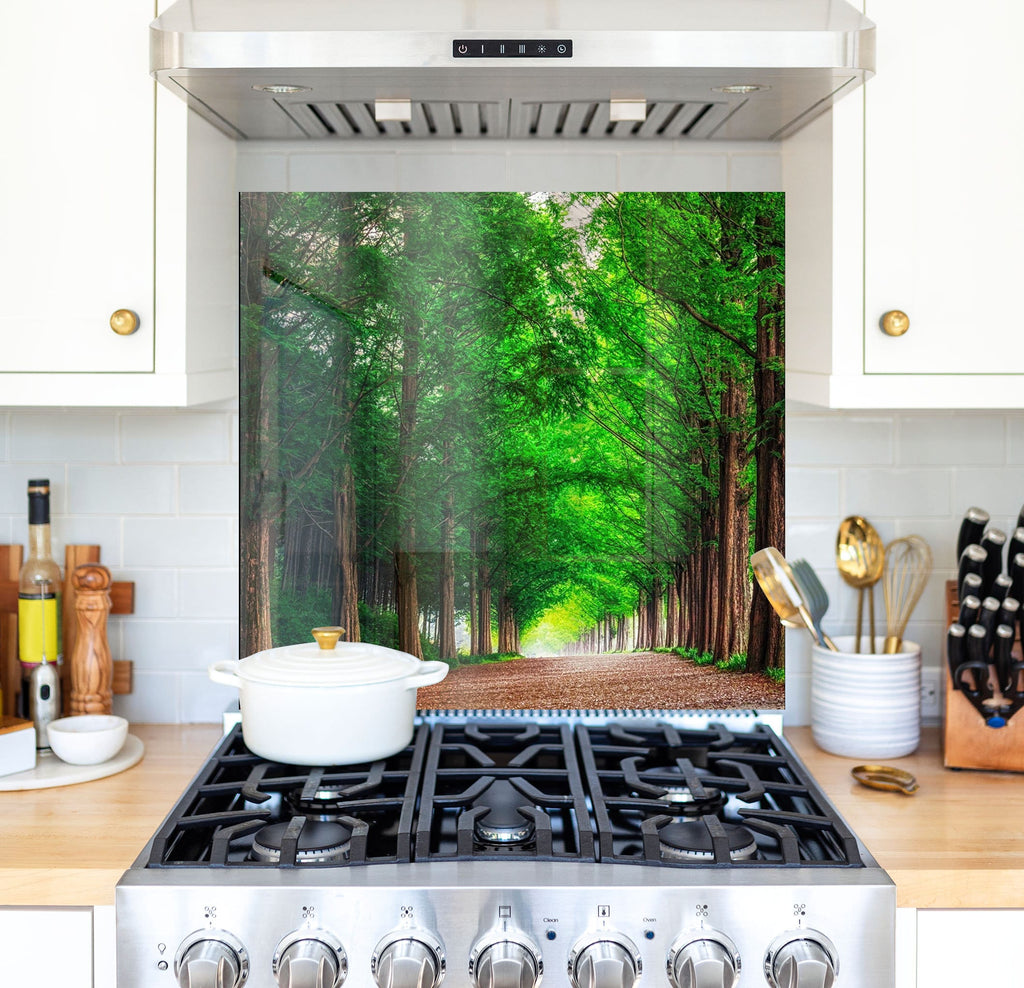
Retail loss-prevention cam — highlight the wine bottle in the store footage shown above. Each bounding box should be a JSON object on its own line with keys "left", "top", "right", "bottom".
{"left": 18, "top": 479, "right": 62, "bottom": 724}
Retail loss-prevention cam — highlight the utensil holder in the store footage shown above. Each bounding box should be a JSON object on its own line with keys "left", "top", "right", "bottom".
{"left": 811, "top": 635, "right": 921, "bottom": 759}
{"left": 943, "top": 580, "right": 1024, "bottom": 771}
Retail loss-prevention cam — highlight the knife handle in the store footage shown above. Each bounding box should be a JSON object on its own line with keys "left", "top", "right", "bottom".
{"left": 947, "top": 623, "right": 967, "bottom": 689}
{"left": 998, "top": 596, "right": 1020, "bottom": 631}
{"left": 990, "top": 573, "right": 1014, "bottom": 603}
{"left": 958, "top": 506, "right": 990, "bottom": 562}
{"left": 966, "top": 622, "right": 992, "bottom": 674}
{"left": 958, "top": 594, "right": 982, "bottom": 628}
{"left": 977, "top": 596, "right": 1002, "bottom": 650}
{"left": 981, "top": 528, "right": 1008, "bottom": 586}
{"left": 995, "top": 624, "right": 1016, "bottom": 695}
{"left": 959, "top": 544, "right": 989, "bottom": 599}
{"left": 1009, "top": 527, "right": 1024, "bottom": 568}
{"left": 1011, "top": 553, "right": 1024, "bottom": 603}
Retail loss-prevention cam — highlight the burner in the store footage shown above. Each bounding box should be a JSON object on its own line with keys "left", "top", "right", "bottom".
{"left": 657, "top": 822, "right": 757, "bottom": 863}
{"left": 251, "top": 820, "right": 352, "bottom": 864}
{"left": 472, "top": 780, "right": 536, "bottom": 845}
{"left": 657, "top": 785, "right": 727, "bottom": 818}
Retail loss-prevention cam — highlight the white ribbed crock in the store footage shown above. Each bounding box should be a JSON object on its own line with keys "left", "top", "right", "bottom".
{"left": 810, "top": 635, "right": 921, "bottom": 759}
{"left": 209, "top": 639, "right": 448, "bottom": 765}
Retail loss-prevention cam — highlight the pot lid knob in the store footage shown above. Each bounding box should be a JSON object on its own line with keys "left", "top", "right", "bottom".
{"left": 311, "top": 627, "right": 345, "bottom": 650}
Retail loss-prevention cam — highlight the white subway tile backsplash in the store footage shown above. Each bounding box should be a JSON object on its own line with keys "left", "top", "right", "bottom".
{"left": 785, "top": 468, "right": 840, "bottom": 517}
{"left": 950, "top": 467, "right": 1024, "bottom": 519}
{"left": 288, "top": 153, "right": 399, "bottom": 192}
{"left": 898, "top": 413, "right": 1005, "bottom": 466}
{"left": 843, "top": 468, "right": 951, "bottom": 517}
{"left": 124, "top": 518, "right": 234, "bottom": 567}
{"left": 117, "top": 568, "right": 180, "bottom": 618}
{"left": 9, "top": 412, "right": 117, "bottom": 462}
{"left": 180, "top": 465, "right": 238, "bottom": 515}
{"left": 123, "top": 619, "right": 238, "bottom": 671}
{"left": 68, "top": 465, "right": 176, "bottom": 515}
{"left": 179, "top": 569, "right": 239, "bottom": 619}
{"left": 120, "top": 412, "right": 229, "bottom": 463}
{"left": 782, "top": 521, "right": 840, "bottom": 570}
{"left": 0, "top": 464, "right": 67, "bottom": 513}
{"left": 180, "top": 672, "right": 240, "bottom": 724}
{"left": 397, "top": 153, "right": 508, "bottom": 191}
{"left": 786, "top": 415, "right": 893, "bottom": 466}
{"left": 729, "top": 154, "right": 783, "bottom": 191}
{"left": 508, "top": 153, "right": 618, "bottom": 191}
{"left": 113, "top": 671, "right": 181, "bottom": 724}
{"left": 1006, "top": 416, "right": 1024, "bottom": 464}
{"left": 618, "top": 153, "right": 728, "bottom": 192}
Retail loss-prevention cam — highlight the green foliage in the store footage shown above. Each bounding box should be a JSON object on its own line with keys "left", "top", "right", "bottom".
{"left": 693, "top": 651, "right": 717, "bottom": 667}
{"left": 715, "top": 653, "right": 748, "bottom": 673}
{"left": 765, "top": 667, "right": 786, "bottom": 684}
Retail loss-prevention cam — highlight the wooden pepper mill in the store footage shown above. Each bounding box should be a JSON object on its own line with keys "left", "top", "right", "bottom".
{"left": 69, "top": 564, "right": 113, "bottom": 715}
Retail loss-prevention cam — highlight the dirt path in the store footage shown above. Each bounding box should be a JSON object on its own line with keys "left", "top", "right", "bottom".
{"left": 417, "top": 651, "right": 784, "bottom": 710}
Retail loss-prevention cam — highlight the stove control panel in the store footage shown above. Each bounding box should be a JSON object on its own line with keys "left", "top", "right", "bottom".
{"left": 764, "top": 930, "right": 838, "bottom": 988}
{"left": 667, "top": 930, "right": 740, "bottom": 988}
{"left": 120, "top": 879, "right": 892, "bottom": 988}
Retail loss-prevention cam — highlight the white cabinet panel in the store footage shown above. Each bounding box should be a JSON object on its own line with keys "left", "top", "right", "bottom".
{"left": 0, "top": 907, "right": 93, "bottom": 988}
{"left": 916, "top": 910, "right": 1022, "bottom": 986}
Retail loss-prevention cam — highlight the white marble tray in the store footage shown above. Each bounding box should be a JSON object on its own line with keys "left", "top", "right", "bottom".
{"left": 0, "top": 734, "right": 144, "bottom": 791}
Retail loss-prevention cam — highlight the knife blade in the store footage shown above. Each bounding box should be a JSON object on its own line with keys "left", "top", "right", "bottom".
{"left": 957, "top": 506, "right": 991, "bottom": 562}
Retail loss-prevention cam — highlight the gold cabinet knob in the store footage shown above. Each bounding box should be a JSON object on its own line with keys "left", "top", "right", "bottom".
{"left": 880, "top": 310, "right": 910, "bottom": 337}
{"left": 311, "top": 626, "right": 346, "bottom": 650}
{"left": 109, "top": 309, "right": 140, "bottom": 336}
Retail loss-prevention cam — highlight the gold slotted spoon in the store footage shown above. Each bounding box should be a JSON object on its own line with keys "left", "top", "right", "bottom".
{"left": 836, "top": 516, "right": 886, "bottom": 653}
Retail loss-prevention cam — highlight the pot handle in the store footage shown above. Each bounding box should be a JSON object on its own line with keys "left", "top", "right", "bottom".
{"left": 209, "top": 660, "right": 243, "bottom": 689}
{"left": 406, "top": 660, "right": 450, "bottom": 690}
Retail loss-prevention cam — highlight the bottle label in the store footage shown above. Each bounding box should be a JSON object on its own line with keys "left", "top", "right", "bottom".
{"left": 18, "top": 595, "right": 61, "bottom": 666}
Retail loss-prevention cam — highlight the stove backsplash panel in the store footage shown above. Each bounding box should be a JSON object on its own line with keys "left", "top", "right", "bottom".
{"left": 239, "top": 190, "right": 785, "bottom": 712}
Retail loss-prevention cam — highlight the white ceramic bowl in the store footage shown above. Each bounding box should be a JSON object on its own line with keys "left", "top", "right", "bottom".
{"left": 47, "top": 715, "right": 128, "bottom": 765}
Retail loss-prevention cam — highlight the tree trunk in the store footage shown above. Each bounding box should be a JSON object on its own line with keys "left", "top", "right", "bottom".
{"left": 394, "top": 322, "right": 422, "bottom": 659}
{"left": 747, "top": 234, "right": 786, "bottom": 673}
{"left": 497, "top": 583, "right": 518, "bottom": 654}
{"left": 333, "top": 461, "right": 361, "bottom": 642}
{"left": 239, "top": 193, "right": 279, "bottom": 657}
{"left": 437, "top": 436, "right": 456, "bottom": 661}
{"left": 475, "top": 529, "right": 493, "bottom": 654}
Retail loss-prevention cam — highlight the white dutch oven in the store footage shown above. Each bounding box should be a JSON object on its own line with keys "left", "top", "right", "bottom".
{"left": 209, "top": 627, "right": 449, "bottom": 765}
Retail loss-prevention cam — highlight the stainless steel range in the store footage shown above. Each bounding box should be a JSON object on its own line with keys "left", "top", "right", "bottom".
{"left": 116, "top": 713, "right": 894, "bottom": 988}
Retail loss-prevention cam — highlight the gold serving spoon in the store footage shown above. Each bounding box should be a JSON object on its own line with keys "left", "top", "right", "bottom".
{"left": 751, "top": 547, "right": 839, "bottom": 651}
{"left": 836, "top": 516, "right": 886, "bottom": 653}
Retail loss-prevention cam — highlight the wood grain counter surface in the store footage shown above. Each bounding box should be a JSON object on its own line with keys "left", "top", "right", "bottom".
{"left": 0, "top": 724, "right": 1021, "bottom": 909}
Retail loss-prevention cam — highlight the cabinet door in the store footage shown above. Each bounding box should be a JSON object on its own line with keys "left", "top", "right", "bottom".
{"left": 863, "top": 0, "right": 1024, "bottom": 376}
{"left": 1, "top": 0, "right": 154, "bottom": 373}
{"left": 916, "top": 910, "right": 1019, "bottom": 985}
{"left": 0, "top": 907, "right": 93, "bottom": 988}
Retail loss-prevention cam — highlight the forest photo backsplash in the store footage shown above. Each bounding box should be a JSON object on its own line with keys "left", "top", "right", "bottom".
{"left": 240, "top": 191, "right": 785, "bottom": 712}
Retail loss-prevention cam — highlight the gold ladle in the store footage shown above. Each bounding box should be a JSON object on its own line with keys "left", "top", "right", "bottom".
{"left": 751, "top": 547, "right": 839, "bottom": 651}
{"left": 836, "top": 516, "right": 886, "bottom": 653}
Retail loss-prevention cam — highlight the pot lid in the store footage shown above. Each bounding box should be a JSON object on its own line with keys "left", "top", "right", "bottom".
{"left": 238, "top": 628, "right": 424, "bottom": 687}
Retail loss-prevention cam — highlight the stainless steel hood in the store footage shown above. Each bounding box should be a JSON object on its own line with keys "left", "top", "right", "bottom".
{"left": 151, "top": 0, "right": 874, "bottom": 142}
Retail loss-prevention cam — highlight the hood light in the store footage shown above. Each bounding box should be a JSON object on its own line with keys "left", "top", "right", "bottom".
{"left": 252, "top": 84, "right": 311, "bottom": 94}
{"left": 712, "top": 84, "right": 770, "bottom": 94}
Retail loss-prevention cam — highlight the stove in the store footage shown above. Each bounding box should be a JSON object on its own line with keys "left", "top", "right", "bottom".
{"left": 116, "top": 713, "right": 895, "bottom": 987}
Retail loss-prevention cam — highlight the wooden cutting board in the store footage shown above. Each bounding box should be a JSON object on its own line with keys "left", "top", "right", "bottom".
{"left": 0, "top": 734, "right": 143, "bottom": 791}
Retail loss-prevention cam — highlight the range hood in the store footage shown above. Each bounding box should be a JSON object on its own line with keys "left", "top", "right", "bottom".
{"left": 151, "top": 0, "right": 875, "bottom": 142}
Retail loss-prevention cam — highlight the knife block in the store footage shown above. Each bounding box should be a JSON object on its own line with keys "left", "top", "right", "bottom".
{"left": 943, "top": 580, "right": 1024, "bottom": 771}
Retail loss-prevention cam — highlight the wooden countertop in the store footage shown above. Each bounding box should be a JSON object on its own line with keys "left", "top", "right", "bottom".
{"left": 0, "top": 724, "right": 1021, "bottom": 909}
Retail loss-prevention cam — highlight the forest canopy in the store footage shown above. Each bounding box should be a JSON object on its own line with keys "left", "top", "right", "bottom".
{"left": 239, "top": 191, "right": 785, "bottom": 703}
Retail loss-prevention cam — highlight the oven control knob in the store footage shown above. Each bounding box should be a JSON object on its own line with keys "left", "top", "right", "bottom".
{"left": 764, "top": 931, "right": 838, "bottom": 988}
{"left": 372, "top": 932, "right": 446, "bottom": 988}
{"left": 273, "top": 931, "right": 347, "bottom": 988}
{"left": 175, "top": 930, "right": 249, "bottom": 988}
{"left": 568, "top": 934, "right": 641, "bottom": 988}
{"left": 668, "top": 932, "right": 740, "bottom": 988}
{"left": 470, "top": 933, "right": 543, "bottom": 988}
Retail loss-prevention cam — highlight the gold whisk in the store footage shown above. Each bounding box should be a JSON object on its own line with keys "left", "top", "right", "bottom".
{"left": 882, "top": 535, "right": 933, "bottom": 654}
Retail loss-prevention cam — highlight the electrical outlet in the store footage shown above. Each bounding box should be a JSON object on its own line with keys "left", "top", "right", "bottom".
{"left": 920, "top": 668, "right": 942, "bottom": 719}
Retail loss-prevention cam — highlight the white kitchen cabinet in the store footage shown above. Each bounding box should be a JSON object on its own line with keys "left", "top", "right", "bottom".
{"left": 784, "top": 0, "right": 1024, "bottom": 408}
{"left": 915, "top": 910, "right": 1021, "bottom": 986}
{"left": 0, "top": 907, "right": 94, "bottom": 987}
{"left": 0, "top": 0, "right": 236, "bottom": 406}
